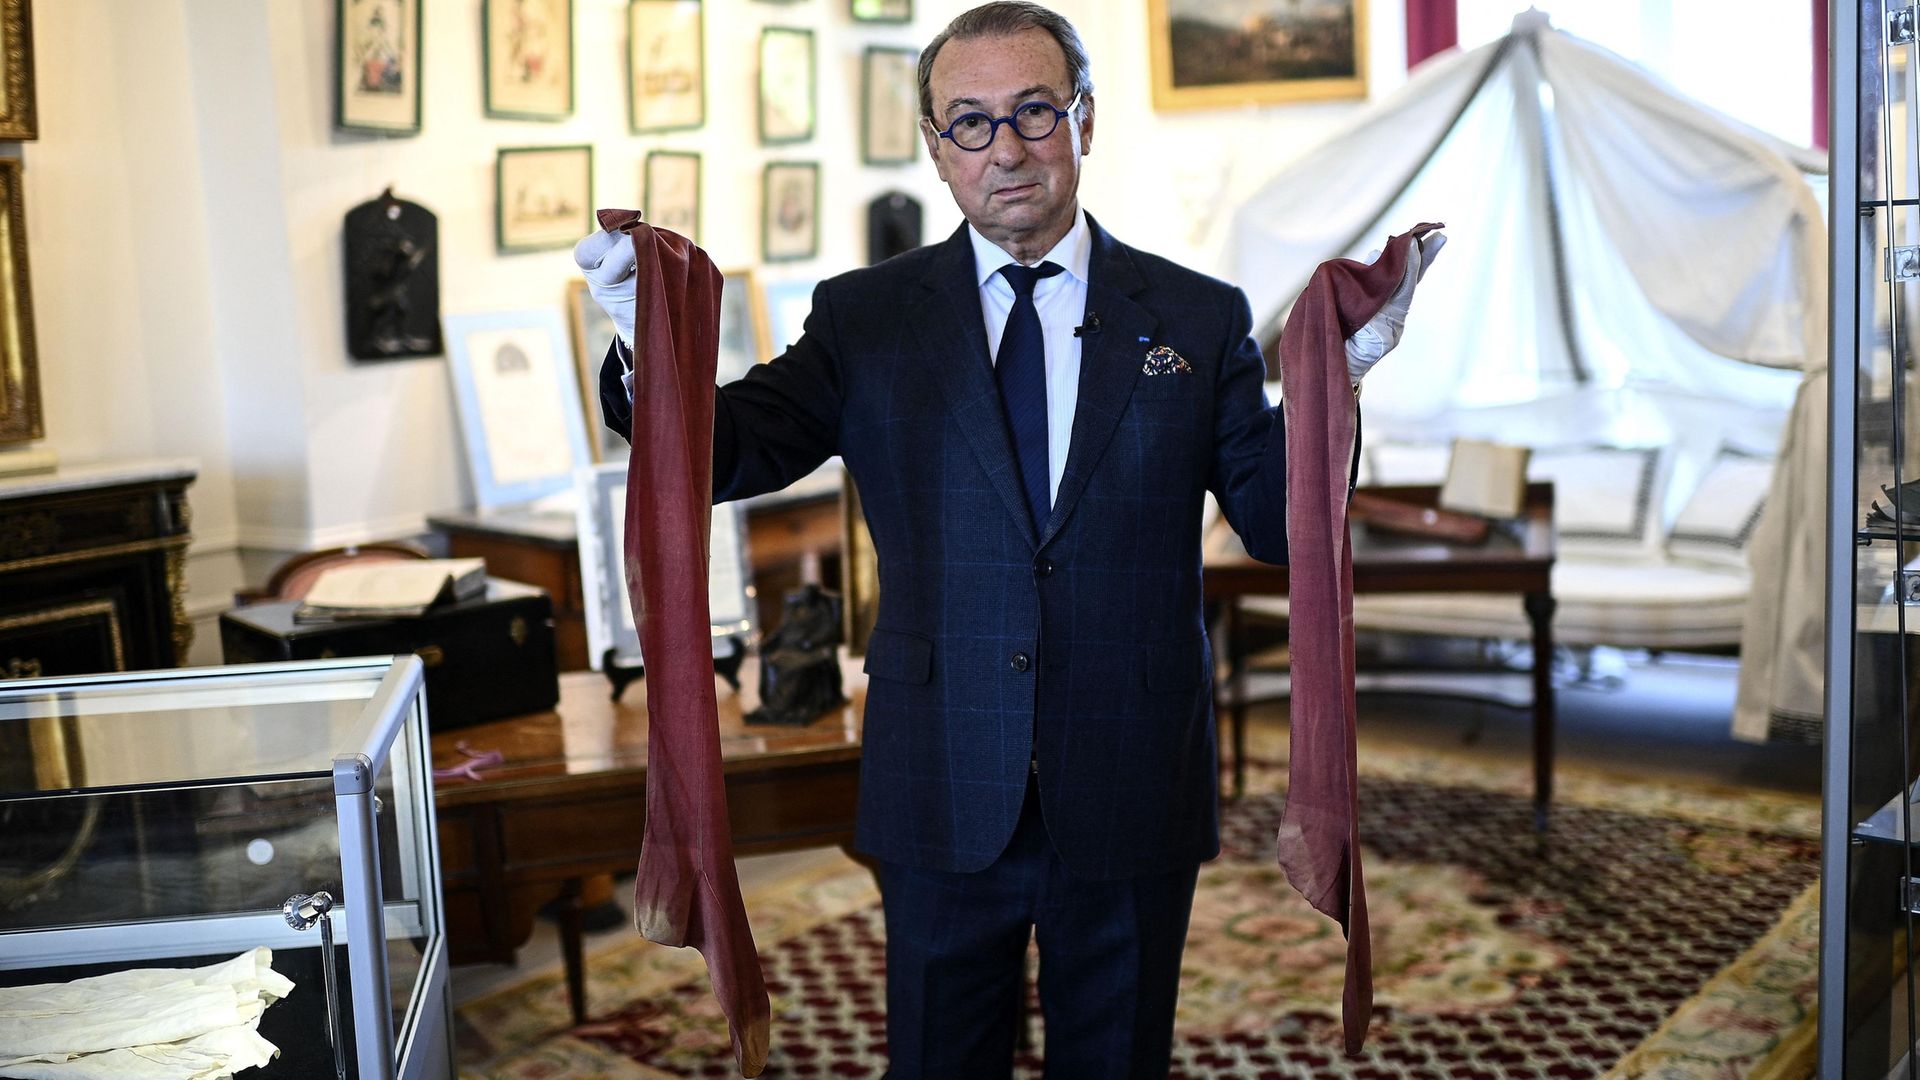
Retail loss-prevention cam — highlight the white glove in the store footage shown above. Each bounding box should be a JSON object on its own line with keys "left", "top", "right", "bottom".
{"left": 573, "top": 228, "right": 637, "bottom": 351}
{"left": 1345, "top": 232, "right": 1446, "bottom": 384}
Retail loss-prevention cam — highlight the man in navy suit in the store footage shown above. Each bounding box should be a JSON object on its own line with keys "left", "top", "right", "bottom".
{"left": 576, "top": 3, "right": 1437, "bottom": 1075}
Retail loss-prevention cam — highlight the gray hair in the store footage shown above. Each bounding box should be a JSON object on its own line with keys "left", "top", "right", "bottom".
{"left": 917, "top": 2, "right": 1094, "bottom": 121}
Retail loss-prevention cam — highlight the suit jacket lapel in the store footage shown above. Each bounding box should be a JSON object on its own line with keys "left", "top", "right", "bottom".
{"left": 1040, "top": 216, "right": 1158, "bottom": 547}
{"left": 912, "top": 223, "right": 1040, "bottom": 550}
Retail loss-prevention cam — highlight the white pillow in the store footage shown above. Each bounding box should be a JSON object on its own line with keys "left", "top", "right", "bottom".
{"left": 1528, "top": 445, "right": 1665, "bottom": 558}
{"left": 1667, "top": 447, "right": 1773, "bottom": 569}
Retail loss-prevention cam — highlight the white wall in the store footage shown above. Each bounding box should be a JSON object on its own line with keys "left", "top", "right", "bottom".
{"left": 23, "top": 0, "right": 1407, "bottom": 659}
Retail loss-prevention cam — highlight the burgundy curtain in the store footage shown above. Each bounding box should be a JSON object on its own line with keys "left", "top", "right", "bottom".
{"left": 1405, "top": 0, "right": 1458, "bottom": 70}
{"left": 1812, "top": 0, "right": 1828, "bottom": 149}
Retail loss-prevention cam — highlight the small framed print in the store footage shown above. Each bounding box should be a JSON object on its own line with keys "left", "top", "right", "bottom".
{"left": 629, "top": 0, "right": 704, "bottom": 133}
{"left": 862, "top": 46, "right": 918, "bottom": 165}
{"left": 575, "top": 463, "right": 755, "bottom": 669}
{"left": 758, "top": 27, "right": 815, "bottom": 144}
{"left": 496, "top": 144, "right": 593, "bottom": 253}
{"left": 762, "top": 161, "right": 819, "bottom": 263}
{"left": 565, "top": 280, "right": 625, "bottom": 463}
{"left": 717, "top": 268, "right": 771, "bottom": 383}
{"left": 851, "top": 0, "right": 911, "bottom": 23}
{"left": 0, "top": 0, "right": 36, "bottom": 140}
{"left": 644, "top": 150, "right": 701, "bottom": 242}
{"left": 337, "top": 0, "right": 422, "bottom": 134}
{"left": 444, "top": 309, "right": 592, "bottom": 509}
{"left": 0, "top": 161, "right": 40, "bottom": 444}
{"left": 484, "top": 0, "right": 574, "bottom": 120}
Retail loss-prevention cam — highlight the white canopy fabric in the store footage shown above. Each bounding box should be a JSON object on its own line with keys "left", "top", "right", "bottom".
{"left": 1224, "top": 13, "right": 1829, "bottom": 743}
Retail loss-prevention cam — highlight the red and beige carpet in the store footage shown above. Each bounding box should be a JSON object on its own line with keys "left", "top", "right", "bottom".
{"left": 453, "top": 730, "right": 1819, "bottom": 1079}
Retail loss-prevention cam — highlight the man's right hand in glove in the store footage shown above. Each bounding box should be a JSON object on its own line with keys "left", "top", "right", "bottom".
{"left": 573, "top": 228, "right": 637, "bottom": 350}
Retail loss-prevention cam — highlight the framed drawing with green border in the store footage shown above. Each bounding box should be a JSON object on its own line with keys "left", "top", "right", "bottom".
{"left": 758, "top": 26, "right": 815, "bottom": 144}
{"left": 484, "top": 0, "right": 574, "bottom": 120}
{"left": 644, "top": 150, "right": 701, "bottom": 243}
{"left": 336, "top": 0, "right": 422, "bottom": 134}
{"left": 496, "top": 144, "right": 594, "bottom": 253}
{"left": 629, "top": 0, "right": 704, "bottom": 133}
{"left": 762, "top": 161, "right": 819, "bottom": 263}
{"left": 851, "top": 0, "right": 910, "bottom": 24}
{"left": 861, "top": 46, "right": 918, "bottom": 165}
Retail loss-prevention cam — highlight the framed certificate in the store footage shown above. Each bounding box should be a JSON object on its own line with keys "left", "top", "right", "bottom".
{"left": 445, "top": 309, "right": 592, "bottom": 508}
{"left": 576, "top": 462, "right": 755, "bottom": 669}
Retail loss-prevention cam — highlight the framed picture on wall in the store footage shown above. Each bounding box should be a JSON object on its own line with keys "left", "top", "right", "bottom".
{"left": 336, "top": 0, "right": 422, "bottom": 134}
{"left": 629, "top": 0, "right": 704, "bottom": 133}
{"left": 565, "top": 280, "right": 625, "bottom": 463}
{"left": 760, "top": 277, "right": 817, "bottom": 352}
{"left": 851, "top": 0, "right": 911, "bottom": 24}
{"left": 444, "top": 309, "right": 592, "bottom": 509}
{"left": 496, "top": 144, "right": 593, "bottom": 253}
{"left": 484, "top": 0, "right": 574, "bottom": 120}
{"left": 718, "top": 269, "right": 771, "bottom": 381}
{"left": 0, "top": 161, "right": 40, "bottom": 444}
{"left": 762, "top": 161, "right": 819, "bottom": 262}
{"left": 644, "top": 150, "right": 701, "bottom": 242}
{"left": 1146, "top": 0, "right": 1367, "bottom": 110}
{"left": 861, "top": 46, "right": 919, "bottom": 165}
{"left": 758, "top": 26, "right": 815, "bottom": 144}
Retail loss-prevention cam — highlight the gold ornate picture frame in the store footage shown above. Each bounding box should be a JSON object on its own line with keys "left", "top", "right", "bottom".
{"left": 1147, "top": 0, "right": 1368, "bottom": 111}
{"left": 0, "top": 160, "right": 40, "bottom": 445}
{"left": 0, "top": 0, "right": 35, "bottom": 140}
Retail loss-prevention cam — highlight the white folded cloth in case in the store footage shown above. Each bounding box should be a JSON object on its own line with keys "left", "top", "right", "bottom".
{"left": 0, "top": 947, "right": 293, "bottom": 1079}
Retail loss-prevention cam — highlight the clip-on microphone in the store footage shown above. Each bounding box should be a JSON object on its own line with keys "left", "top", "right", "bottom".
{"left": 1072, "top": 312, "right": 1101, "bottom": 338}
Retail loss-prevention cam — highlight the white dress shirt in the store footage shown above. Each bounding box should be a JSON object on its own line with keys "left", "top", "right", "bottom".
{"left": 968, "top": 209, "right": 1092, "bottom": 506}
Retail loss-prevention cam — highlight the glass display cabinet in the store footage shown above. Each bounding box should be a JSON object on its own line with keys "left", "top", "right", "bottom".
{"left": 1829, "top": 2, "right": 1920, "bottom": 1076}
{"left": 0, "top": 656, "right": 450, "bottom": 1079}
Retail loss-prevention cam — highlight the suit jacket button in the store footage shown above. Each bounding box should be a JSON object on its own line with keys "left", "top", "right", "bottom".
{"left": 1035, "top": 559, "right": 1053, "bottom": 578}
{"left": 1011, "top": 652, "right": 1031, "bottom": 673}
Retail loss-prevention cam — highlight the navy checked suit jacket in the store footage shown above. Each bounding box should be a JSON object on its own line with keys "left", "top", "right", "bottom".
{"left": 601, "top": 216, "right": 1289, "bottom": 881}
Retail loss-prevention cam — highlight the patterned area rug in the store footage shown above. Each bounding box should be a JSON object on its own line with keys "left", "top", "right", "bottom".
{"left": 453, "top": 734, "right": 1820, "bottom": 1080}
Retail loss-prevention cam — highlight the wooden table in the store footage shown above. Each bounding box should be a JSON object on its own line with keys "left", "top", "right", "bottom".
{"left": 1205, "top": 482, "right": 1558, "bottom": 828}
{"left": 433, "top": 657, "right": 867, "bottom": 1022}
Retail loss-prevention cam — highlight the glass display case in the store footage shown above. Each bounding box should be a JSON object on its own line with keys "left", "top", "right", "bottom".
{"left": 1828, "top": 3, "right": 1920, "bottom": 1076}
{"left": 0, "top": 656, "right": 449, "bottom": 1079}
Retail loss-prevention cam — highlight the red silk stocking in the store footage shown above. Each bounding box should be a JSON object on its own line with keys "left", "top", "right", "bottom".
{"left": 1277, "top": 223, "right": 1442, "bottom": 1057}
{"left": 602, "top": 209, "right": 771, "bottom": 1077}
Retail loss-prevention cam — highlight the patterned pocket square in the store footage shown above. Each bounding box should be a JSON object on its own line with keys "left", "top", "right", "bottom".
{"left": 1143, "top": 345, "right": 1193, "bottom": 376}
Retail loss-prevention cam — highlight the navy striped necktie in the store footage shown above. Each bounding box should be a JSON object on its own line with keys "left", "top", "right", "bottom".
{"left": 995, "top": 261, "right": 1064, "bottom": 532}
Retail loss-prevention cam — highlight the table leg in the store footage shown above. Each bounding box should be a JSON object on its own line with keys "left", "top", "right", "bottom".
{"left": 1524, "top": 592, "right": 1557, "bottom": 832}
{"left": 1230, "top": 599, "right": 1248, "bottom": 799}
{"left": 557, "top": 878, "right": 588, "bottom": 1024}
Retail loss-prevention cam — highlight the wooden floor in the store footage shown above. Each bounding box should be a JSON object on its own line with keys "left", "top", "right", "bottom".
{"left": 447, "top": 649, "right": 1818, "bottom": 1007}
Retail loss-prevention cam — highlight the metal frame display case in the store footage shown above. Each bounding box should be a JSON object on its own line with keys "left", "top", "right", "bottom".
{"left": 0, "top": 656, "right": 450, "bottom": 1079}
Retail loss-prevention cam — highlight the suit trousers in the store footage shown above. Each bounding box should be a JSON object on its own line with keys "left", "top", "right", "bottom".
{"left": 876, "top": 775, "right": 1201, "bottom": 1079}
